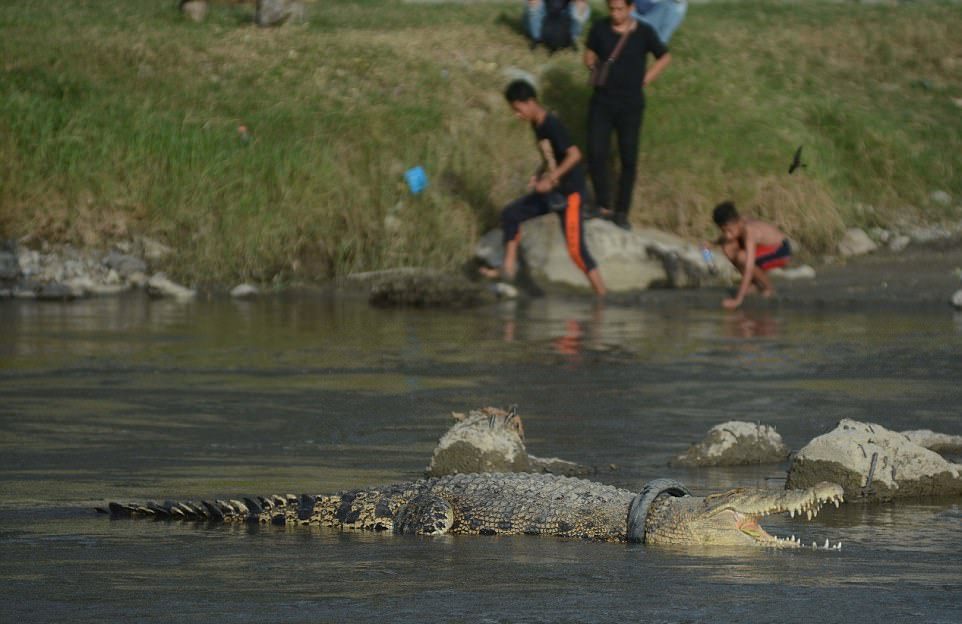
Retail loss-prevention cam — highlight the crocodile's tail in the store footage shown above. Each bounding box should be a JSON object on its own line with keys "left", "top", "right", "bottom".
{"left": 96, "top": 494, "right": 321, "bottom": 525}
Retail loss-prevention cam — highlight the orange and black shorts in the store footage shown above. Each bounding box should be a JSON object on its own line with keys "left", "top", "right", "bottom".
{"left": 756, "top": 239, "right": 792, "bottom": 271}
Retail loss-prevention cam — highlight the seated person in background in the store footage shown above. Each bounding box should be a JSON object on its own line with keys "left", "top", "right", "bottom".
{"left": 711, "top": 201, "right": 791, "bottom": 310}
{"left": 524, "top": 0, "right": 592, "bottom": 46}
{"left": 632, "top": 0, "right": 686, "bottom": 44}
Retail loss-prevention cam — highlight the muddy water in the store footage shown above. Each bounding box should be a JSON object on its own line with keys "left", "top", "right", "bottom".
{"left": 1, "top": 294, "right": 961, "bottom": 623}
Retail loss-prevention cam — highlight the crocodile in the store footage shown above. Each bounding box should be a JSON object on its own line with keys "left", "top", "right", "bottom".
{"left": 99, "top": 474, "right": 844, "bottom": 549}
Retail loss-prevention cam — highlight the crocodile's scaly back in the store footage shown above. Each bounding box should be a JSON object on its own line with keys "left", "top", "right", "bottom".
{"left": 105, "top": 473, "right": 636, "bottom": 541}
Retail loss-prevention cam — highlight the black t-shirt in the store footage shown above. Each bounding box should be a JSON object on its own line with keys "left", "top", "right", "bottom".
{"left": 587, "top": 17, "right": 668, "bottom": 102}
{"left": 533, "top": 112, "right": 586, "bottom": 196}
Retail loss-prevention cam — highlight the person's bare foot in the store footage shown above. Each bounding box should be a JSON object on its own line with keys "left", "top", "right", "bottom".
{"left": 478, "top": 266, "right": 500, "bottom": 280}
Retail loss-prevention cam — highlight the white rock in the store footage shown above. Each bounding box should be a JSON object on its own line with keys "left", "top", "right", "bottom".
{"left": 140, "top": 236, "right": 173, "bottom": 263}
{"left": 901, "top": 430, "right": 962, "bottom": 454}
{"left": 788, "top": 418, "right": 962, "bottom": 501}
{"left": 930, "top": 190, "right": 952, "bottom": 206}
{"left": 837, "top": 228, "right": 878, "bottom": 257}
{"left": 868, "top": 227, "right": 891, "bottom": 244}
{"left": 230, "top": 283, "right": 260, "bottom": 299}
{"left": 769, "top": 264, "right": 816, "bottom": 280}
{"left": 147, "top": 273, "right": 196, "bottom": 300}
{"left": 888, "top": 235, "right": 910, "bottom": 252}
{"left": 490, "top": 282, "right": 518, "bottom": 299}
{"left": 127, "top": 271, "right": 148, "bottom": 288}
{"left": 507, "top": 217, "right": 734, "bottom": 292}
{"left": 673, "top": 421, "right": 790, "bottom": 467}
{"left": 428, "top": 408, "right": 528, "bottom": 475}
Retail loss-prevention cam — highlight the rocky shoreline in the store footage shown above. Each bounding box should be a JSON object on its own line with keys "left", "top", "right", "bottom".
{"left": 2, "top": 217, "right": 961, "bottom": 308}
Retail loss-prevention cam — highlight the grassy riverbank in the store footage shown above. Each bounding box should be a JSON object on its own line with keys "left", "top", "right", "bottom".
{"left": 1, "top": 0, "right": 960, "bottom": 284}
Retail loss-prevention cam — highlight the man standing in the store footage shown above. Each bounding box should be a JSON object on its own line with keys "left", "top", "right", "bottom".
{"left": 584, "top": 0, "right": 671, "bottom": 230}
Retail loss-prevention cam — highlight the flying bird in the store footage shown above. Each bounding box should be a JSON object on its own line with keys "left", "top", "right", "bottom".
{"left": 788, "top": 145, "right": 806, "bottom": 174}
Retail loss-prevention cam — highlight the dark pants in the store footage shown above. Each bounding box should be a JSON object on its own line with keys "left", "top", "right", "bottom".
{"left": 586, "top": 94, "right": 645, "bottom": 221}
{"left": 501, "top": 191, "right": 596, "bottom": 273}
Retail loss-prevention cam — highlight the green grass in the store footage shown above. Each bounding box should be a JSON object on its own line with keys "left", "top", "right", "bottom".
{"left": 1, "top": 0, "right": 960, "bottom": 284}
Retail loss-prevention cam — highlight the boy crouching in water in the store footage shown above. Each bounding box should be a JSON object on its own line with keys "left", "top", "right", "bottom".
{"left": 480, "top": 80, "right": 607, "bottom": 297}
{"left": 712, "top": 201, "right": 791, "bottom": 310}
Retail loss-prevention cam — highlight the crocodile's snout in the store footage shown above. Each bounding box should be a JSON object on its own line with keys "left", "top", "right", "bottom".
{"left": 709, "top": 481, "right": 845, "bottom": 549}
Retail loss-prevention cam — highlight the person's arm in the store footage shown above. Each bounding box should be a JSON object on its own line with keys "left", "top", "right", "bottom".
{"left": 584, "top": 47, "right": 599, "bottom": 71}
{"left": 724, "top": 234, "right": 756, "bottom": 309}
{"left": 535, "top": 145, "right": 581, "bottom": 193}
{"left": 643, "top": 52, "right": 671, "bottom": 87}
{"left": 584, "top": 21, "right": 600, "bottom": 70}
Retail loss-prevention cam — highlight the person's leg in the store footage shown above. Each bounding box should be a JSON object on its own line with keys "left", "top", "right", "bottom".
{"left": 523, "top": 0, "right": 545, "bottom": 42}
{"left": 724, "top": 245, "right": 774, "bottom": 297}
{"left": 559, "top": 192, "right": 606, "bottom": 296}
{"left": 586, "top": 96, "right": 615, "bottom": 218}
{"left": 633, "top": 0, "right": 687, "bottom": 44}
{"left": 752, "top": 268, "right": 774, "bottom": 297}
{"left": 569, "top": 0, "right": 591, "bottom": 39}
{"left": 721, "top": 239, "right": 742, "bottom": 267}
{"left": 612, "top": 103, "right": 644, "bottom": 227}
{"left": 495, "top": 193, "right": 550, "bottom": 279}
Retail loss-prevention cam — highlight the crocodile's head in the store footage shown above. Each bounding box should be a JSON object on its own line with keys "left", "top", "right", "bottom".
{"left": 647, "top": 482, "right": 845, "bottom": 549}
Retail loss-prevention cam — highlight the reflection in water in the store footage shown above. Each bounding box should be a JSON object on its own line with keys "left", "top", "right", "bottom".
{"left": 722, "top": 309, "right": 780, "bottom": 339}
{"left": 1, "top": 295, "right": 962, "bottom": 622}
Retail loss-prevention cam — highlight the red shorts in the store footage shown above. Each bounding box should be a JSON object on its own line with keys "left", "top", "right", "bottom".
{"left": 756, "top": 240, "right": 791, "bottom": 271}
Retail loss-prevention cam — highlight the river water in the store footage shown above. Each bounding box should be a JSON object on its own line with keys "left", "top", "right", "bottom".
{"left": 1, "top": 293, "right": 960, "bottom": 623}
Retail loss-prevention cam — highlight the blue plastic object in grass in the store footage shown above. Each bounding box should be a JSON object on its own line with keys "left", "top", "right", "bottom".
{"left": 404, "top": 166, "right": 428, "bottom": 194}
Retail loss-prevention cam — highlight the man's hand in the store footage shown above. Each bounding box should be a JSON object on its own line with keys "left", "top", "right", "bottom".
{"left": 722, "top": 296, "right": 742, "bottom": 310}
{"left": 533, "top": 175, "right": 556, "bottom": 194}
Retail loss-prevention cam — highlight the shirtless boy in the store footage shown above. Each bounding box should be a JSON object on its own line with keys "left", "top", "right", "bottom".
{"left": 712, "top": 201, "right": 791, "bottom": 310}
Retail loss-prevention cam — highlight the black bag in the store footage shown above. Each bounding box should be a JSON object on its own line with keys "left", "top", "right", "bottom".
{"left": 540, "top": 0, "right": 573, "bottom": 52}
{"left": 589, "top": 22, "right": 633, "bottom": 88}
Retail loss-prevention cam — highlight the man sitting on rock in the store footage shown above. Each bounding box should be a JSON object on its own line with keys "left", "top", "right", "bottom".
{"left": 711, "top": 200, "right": 791, "bottom": 309}
{"left": 480, "top": 80, "right": 607, "bottom": 297}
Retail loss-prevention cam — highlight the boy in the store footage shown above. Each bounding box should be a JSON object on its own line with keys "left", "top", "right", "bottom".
{"left": 481, "top": 80, "right": 606, "bottom": 297}
{"left": 712, "top": 201, "right": 791, "bottom": 310}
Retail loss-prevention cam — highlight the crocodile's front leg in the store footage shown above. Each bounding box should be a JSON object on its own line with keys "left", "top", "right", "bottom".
{"left": 394, "top": 494, "right": 455, "bottom": 535}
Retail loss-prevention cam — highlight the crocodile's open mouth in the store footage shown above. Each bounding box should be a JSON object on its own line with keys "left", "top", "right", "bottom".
{"left": 714, "top": 482, "right": 845, "bottom": 549}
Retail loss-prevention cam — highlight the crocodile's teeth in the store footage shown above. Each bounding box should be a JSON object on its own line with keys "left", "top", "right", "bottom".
{"left": 824, "top": 539, "right": 830, "bottom": 549}
{"left": 806, "top": 510, "right": 812, "bottom": 521}
{"left": 790, "top": 509, "right": 795, "bottom": 518}
{"left": 834, "top": 499, "right": 840, "bottom": 508}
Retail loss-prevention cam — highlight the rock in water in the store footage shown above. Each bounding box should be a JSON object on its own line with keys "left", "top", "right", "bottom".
{"left": 901, "top": 429, "right": 962, "bottom": 455}
{"left": 787, "top": 419, "right": 962, "bottom": 502}
{"left": 347, "top": 268, "right": 494, "bottom": 308}
{"left": 230, "top": 283, "right": 260, "bottom": 299}
{"left": 426, "top": 407, "right": 591, "bottom": 477}
{"left": 146, "top": 273, "right": 196, "bottom": 301}
{"left": 837, "top": 228, "right": 878, "bottom": 257}
{"left": 672, "top": 421, "right": 790, "bottom": 467}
